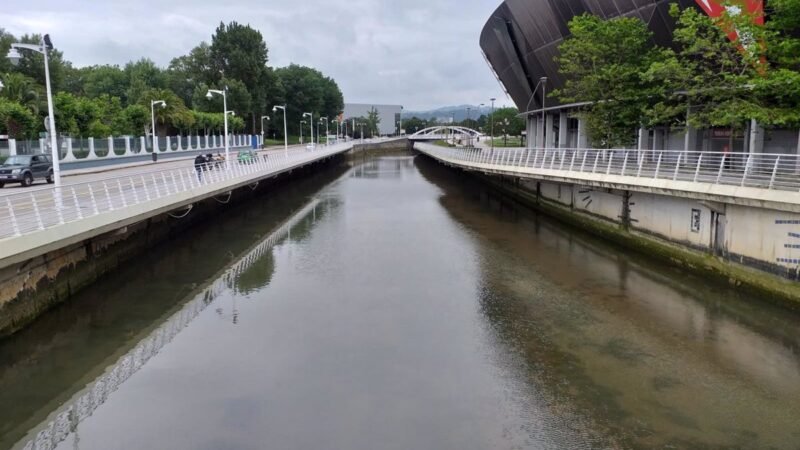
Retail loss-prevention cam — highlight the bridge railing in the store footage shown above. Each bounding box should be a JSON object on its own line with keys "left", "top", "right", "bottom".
{"left": 417, "top": 143, "right": 800, "bottom": 192}
{"left": 0, "top": 143, "right": 351, "bottom": 242}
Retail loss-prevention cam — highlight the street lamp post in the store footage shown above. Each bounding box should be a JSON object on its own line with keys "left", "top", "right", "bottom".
{"left": 260, "top": 115, "right": 270, "bottom": 147}
{"left": 7, "top": 35, "right": 61, "bottom": 186}
{"left": 206, "top": 88, "right": 230, "bottom": 168}
{"left": 302, "top": 113, "right": 314, "bottom": 149}
{"left": 319, "top": 117, "right": 328, "bottom": 145}
{"left": 272, "top": 106, "right": 288, "bottom": 157}
{"left": 490, "top": 98, "right": 496, "bottom": 152}
{"left": 150, "top": 100, "right": 166, "bottom": 152}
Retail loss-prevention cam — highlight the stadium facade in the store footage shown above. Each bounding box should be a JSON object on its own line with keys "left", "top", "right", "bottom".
{"left": 479, "top": 0, "right": 797, "bottom": 155}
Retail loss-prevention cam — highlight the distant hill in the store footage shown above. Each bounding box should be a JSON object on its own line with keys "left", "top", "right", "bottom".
{"left": 404, "top": 105, "right": 493, "bottom": 123}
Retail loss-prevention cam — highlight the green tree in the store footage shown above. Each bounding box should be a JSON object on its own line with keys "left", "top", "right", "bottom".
{"left": 275, "top": 64, "right": 325, "bottom": 136}
{"left": 366, "top": 107, "right": 381, "bottom": 136}
{"left": 0, "top": 72, "right": 41, "bottom": 115}
{"left": 0, "top": 98, "right": 36, "bottom": 138}
{"left": 125, "top": 58, "right": 165, "bottom": 105}
{"left": 555, "top": 14, "right": 663, "bottom": 147}
{"left": 12, "top": 34, "right": 69, "bottom": 91}
{"left": 138, "top": 88, "right": 194, "bottom": 136}
{"left": 210, "top": 21, "right": 273, "bottom": 131}
{"left": 488, "top": 107, "right": 524, "bottom": 136}
{"left": 82, "top": 65, "right": 128, "bottom": 102}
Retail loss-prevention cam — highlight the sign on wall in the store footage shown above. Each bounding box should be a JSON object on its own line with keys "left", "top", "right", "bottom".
{"left": 691, "top": 209, "right": 702, "bottom": 233}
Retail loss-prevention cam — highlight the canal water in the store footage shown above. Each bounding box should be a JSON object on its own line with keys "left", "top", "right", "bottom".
{"left": 2, "top": 153, "right": 799, "bottom": 449}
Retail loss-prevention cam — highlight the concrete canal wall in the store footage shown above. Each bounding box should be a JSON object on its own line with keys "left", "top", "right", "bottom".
{"left": 418, "top": 151, "right": 800, "bottom": 308}
{"left": 0, "top": 156, "right": 344, "bottom": 337}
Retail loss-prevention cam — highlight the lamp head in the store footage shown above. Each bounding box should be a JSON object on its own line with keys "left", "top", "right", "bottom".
{"left": 7, "top": 48, "right": 21, "bottom": 66}
{"left": 0, "top": 79, "right": 4, "bottom": 92}
{"left": 206, "top": 91, "right": 213, "bottom": 100}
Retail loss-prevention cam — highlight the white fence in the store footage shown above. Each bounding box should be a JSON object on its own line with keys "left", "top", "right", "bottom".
{"left": 0, "top": 143, "right": 351, "bottom": 242}
{"left": 3, "top": 134, "right": 260, "bottom": 162}
{"left": 417, "top": 143, "right": 800, "bottom": 193}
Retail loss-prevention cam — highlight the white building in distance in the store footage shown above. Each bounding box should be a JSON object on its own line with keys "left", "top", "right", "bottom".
{"left": 343, "top": 103, "right": 402, "bottom": 136}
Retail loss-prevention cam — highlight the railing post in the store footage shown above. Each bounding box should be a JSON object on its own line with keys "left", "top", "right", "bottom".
{"left": 716, "top": 154, "right": 726, "bottom": 184}
{"left": 568, "top": 150, "right": 577, "bottom": 172}
{"left": 6, "top": 198, "right": 21, "bottom": 236}
{"left": 103, "top": 182, "right": 114, "bottom": 211}
{"left": 141, "top": 175, "right": 151, "bottom": 201}
{"left": 71, "top": 187, "right": 83, "bottom": 219}
{"left": 654, "top": 153, "right": 663, "bottom": 179}
{"left": 636, "top": 151, "right": 644, "bottom": 177}
{"left": 130, "top": 177, "right": 140, "bottom": 204}
{"left": 117, "top": 179, "right": 127, "bottom": 208}
{"left": 88, "top": 137, "right": 97, "bottom": 159}
{"left": 769, "top": 156, "right": 780, "bottom": 189}
{"left": 592, "top": 152, "right": 600, "bottom": 174}
{"left": 161, "top": 173, "right": 170, "bottom": 195}
{"left": 621, "top": 152, "right": 629, "bottom": 176}
{"left": 672, "top": 152, "right": 682, "bottom": 181}
{"left": 88, "top": 185, "right": 100, "bottom": 215}
{"left": 741, "top": 154, "right": 753, "bottom": 187}
{"left": 8, "top": 138, "right": 16, "bottom": 156}
{"left": 558, "top": 149, "right": 566, "bottom": 170}
{"left": 108, "top": 136, "right": 115, "bottom": 157}
{"left": 30, "top": 193, "right": 44, "bottom": 230}
{"left": 151, "top": 174, "right": 161, "bottom": 198}
{"left": 606, "top": 152, "right": 614, "bottom": 175}
{"left": 693, "top": 153, "right": 704, "bottom": 183}
{"left": 124, "top": 136, "right": 132, "bottom": 156}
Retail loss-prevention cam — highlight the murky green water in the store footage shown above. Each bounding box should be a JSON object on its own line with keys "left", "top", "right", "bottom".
{"left": 1, "top": 154, "right": 799, "bottom": 449}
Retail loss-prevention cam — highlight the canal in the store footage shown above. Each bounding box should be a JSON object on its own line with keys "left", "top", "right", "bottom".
{"left": 2, "top": 153, "right": 799, "bottom": 449}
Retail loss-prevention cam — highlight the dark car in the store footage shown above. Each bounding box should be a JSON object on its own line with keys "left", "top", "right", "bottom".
{"left": 0, "top": 154, "right": 54, "bottom": 188}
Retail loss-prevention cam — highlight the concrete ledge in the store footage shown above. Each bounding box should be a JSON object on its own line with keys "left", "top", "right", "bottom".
{"left": 415, "top": 143, "right": 800, "bottom": 213}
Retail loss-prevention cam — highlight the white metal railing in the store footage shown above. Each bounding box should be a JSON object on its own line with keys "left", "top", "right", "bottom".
{"left": 417, "top": 143, "right": 800, "bottom": 193}
{"left": 4, "top": 134, "right": 259, "bottom": 162}
{"left": 0, "top": 143, "right": 351, "bottom": 242}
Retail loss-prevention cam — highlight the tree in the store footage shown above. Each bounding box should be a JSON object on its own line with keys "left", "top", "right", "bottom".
{"left": 366, "top": 107, "right": 381, "bottom": 136}
{"left": 489, "top": 107, "right": 524, "bottom": 136}
{"left": 0, "top": 72, "right": 41, "bottom": 115}
{"left": 138, "top": 88, "right": 194, "bottom": 136}
{"left": 125, "top": 58, "right": 165, "bottom": 105}
{"left": 555, "top": 14, "right": 663, "bottom": 147}
{"left": 82, "top": 65, "right": 128, "bottom": 102}
{"left": 12, "top": 34, "right": 69, "bottom": 91}
{"left": 0, "top": 98, "right": 36, "bottom": 138}
{"left": 167, "top": 42, "right": 215, "bottom": 107}
{"left": 210, "top": 21, "right": 274, "bottom": 131}
{"left": 275, "top": 64, "right": 325, "bottom": 135}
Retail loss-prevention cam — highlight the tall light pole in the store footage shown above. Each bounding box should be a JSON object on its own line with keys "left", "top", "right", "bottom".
{"left": 540, "top": 77, "right": 547, "bottom": 149}
{"left": 7, "top": 35, "right": 61, "bottom": 186}
{"left": 260, "top": 115, "right": 270, "bottom": 147}
{"left": 150, "top": 100, "right": 166, "bottom": 152}
{"left": 490, "top": 98, "right": 496, "bottom": 152}
{"left": 302, "top": 112, "right": 314, "bottom": 149}
{"left": 331, "top": 119, "right": 338, "bottom": 142}
{"left": 273, "top": 105, "right": 288, "bottom": 157}
{"left": 206, "top": 88, "right": 230, "bottom": 168}
{"left": 319, "top": 116, "right": 328, "bottom": 145}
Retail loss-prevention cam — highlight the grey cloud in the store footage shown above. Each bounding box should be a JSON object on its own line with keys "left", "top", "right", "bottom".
{"left": 0, "top": 0, "right": 513, "bottom": 110}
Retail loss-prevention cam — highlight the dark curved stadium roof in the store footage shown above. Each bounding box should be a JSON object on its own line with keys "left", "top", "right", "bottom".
{"left": 479, "top": 0, "right": 700, "bottom": 113}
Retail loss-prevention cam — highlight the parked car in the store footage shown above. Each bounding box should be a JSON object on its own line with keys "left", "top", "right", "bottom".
{"left": 0, "top": 154, "right": 54, "bottom": 188}
{"left": 237, "top": 149, "right": 256, "bottom": 163}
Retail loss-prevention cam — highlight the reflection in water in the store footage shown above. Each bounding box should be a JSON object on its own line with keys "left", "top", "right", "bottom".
{"left": 416, "top": 156, "right": 800, "bottom": 448}
{"left": 13, "top": 199, "right": 325, "bottom": 450}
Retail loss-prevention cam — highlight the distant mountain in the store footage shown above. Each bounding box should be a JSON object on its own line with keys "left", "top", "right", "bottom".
{"left": 404, "top": 105, "right": 493, "bottom": 123}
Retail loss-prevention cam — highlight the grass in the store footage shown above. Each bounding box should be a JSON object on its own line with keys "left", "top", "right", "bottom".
{"left": 490, "top": 136, "right": 524, "bottom": 148}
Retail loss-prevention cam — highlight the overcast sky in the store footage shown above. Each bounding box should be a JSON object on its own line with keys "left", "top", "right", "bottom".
{"left": 0, "top": 0, "right": 513, "bottom": 111}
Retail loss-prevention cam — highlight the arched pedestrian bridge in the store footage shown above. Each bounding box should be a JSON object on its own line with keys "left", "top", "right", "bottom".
{"left": 408, "top": 126, "right": 484, "bottom": 142}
